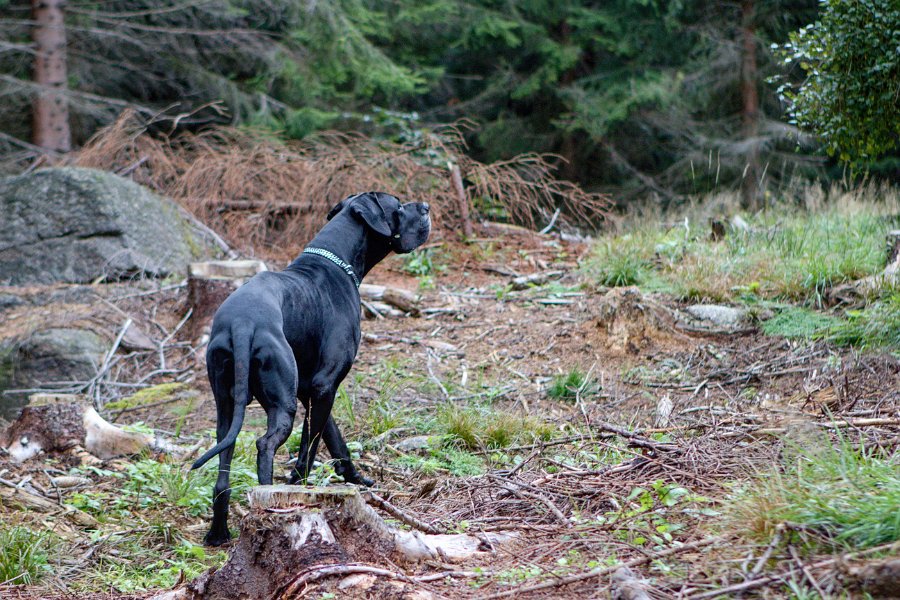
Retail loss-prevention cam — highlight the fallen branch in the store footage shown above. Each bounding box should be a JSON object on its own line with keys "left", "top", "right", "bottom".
{"left": 594, "top": 421, "right": 684, "bottom": 454}
{"left": 685, "top": 541, "right": 900, "bottom": 599}
{"left": 0, "top": 482, "right": 98, "bottom": 528}
{"left": 364, "top": 492, "right": 446, "bottom": 535}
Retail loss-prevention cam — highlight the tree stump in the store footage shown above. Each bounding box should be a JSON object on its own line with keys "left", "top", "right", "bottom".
{"left": 0, "top": 394, "right": 191, "bottom": 462}
{"left": 185, "top": 260, "right": 267, "bottom": 341}
{"left": 153, "top": 485, "right": 512, "bottom": 600}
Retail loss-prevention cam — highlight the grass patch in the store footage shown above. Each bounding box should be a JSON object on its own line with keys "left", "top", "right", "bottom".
{"left": 730, "top": 433, "right": 900, "bottom": 550}
{"left": 586, "top": 199, "right": 897, "bottom": 304}
{"left": 829, "top": 294, "right": 900, "bottom": 349}
{"left": 762, "top": 306, "right": 844, "bottom": 340}
{"left": 0, "top": 526, "right": 51, "bottom": 585}
{"left": 590, "top": 234, "right": 658, "bottom": 288}
{"left": 761, "top": 296, "right": 900, "bottom": 350}
{"left": 394, "top": 446, "right": 485, "bottom": 476}
{"left": 68, "top": 434, "right": 259, "bottom": 521}
{"left": 436, "top": 403, "right": 555, "bottom": 450}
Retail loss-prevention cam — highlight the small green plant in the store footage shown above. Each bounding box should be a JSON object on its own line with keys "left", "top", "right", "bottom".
{"left": 88, "top": 542, "right": 225, "bottom": 593}
{"left": 601, "top": 480, "right": 712, "bottom": 547}
{"left": 401, "top": 248, "right": 444, "bottom": 277}
{"left": 363, "top": 396, "right": 405, "bottom": 437}
{"left": 730, "top": 432, "right": 900, "bottom": 550}
{"left": 547, "top": 369, "right": 589, "bottom": 402}
{"left": 332, "top": 384, "right": 356, "bottom": 427}
{"left": 305, "top": 461, "right": 342, "bottom": 486}
{"left": 394, "top": 446, "right": 485, "bottom": 476}
{"left": 0, "top": 526, "right": 51, "bottom": 585}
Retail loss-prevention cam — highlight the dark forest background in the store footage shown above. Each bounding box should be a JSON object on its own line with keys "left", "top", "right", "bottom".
{"left": 1, "top": 0, "right": 897, "bottom": 211}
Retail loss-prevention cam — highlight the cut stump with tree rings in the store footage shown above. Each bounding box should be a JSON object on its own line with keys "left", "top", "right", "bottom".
{"left": 152, "top": 485, "right": 514, "bottom": 600}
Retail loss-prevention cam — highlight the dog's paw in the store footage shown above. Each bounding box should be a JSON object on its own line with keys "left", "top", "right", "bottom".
{"left": 345, "top": 472, "right": 375, "bottom": 487}
{"left": 204, "top": 529, "right": 232, "bottom": 547}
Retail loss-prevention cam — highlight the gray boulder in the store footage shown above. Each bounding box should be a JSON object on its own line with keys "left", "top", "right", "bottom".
{"left": 0, "top": 167, "right": 213, "bottom": 285}
{"left": 0, "top": 328, "right": 106, "bottom": 419}
{"left": 684, "top": 304, "right": 749, "bottom": 327}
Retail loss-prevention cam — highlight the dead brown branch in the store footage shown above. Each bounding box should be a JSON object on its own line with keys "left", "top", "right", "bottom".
{"left": 71, "top": 111, "right": 610, "bottom": 261}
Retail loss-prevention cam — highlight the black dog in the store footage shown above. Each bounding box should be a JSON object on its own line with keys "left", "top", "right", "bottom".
{"left": 191, "top": 192, "right": 431, "bottom": 546}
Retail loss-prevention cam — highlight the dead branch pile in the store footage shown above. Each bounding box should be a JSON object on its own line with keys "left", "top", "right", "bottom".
{"left": 71, "top": 111, "right": 610, "bottom": 260}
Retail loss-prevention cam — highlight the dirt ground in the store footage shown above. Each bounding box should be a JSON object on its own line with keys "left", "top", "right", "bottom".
{"left": 1, "top": 231, "right": 898, "bottom": 599}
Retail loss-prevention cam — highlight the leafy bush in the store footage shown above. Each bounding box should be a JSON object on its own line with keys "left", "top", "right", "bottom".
{"left": 779, "top": 0, "right": 900, "bottom": 165}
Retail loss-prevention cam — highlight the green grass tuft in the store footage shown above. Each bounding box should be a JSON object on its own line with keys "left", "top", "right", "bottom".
{"left": 829, "top": 294, "right": 900, "bottom": 349}
{"left": 436, "top": 403, "right": 554, "bottom": 450}
{"left": 547, "top": 369, "right": 590, "bottom": 402}
{"left": 730, "top": 433, "right": 900, "bottom": 550}
{"left": 0, "top": 526, "right": 51, "bottom": 585}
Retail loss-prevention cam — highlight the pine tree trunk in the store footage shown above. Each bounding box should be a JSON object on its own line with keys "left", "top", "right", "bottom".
{"left": 740, "top": 0, "right": 760, "bottom": 210}
{"left": 32, "top": 0, "right": 71, "bottom": 153}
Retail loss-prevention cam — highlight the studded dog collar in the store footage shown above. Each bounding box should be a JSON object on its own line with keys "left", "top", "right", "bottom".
{"left": 302, "top": 247, "right": 361, "bottom": 288}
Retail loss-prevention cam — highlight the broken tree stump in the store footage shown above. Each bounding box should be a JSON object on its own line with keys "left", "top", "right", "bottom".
{"left": 153, "top": 485, "right": 513, "bottom": 600}
{"left": 186, "top": 260, "right": 267, "bottom": 340}
{"left": 0, "top": 394, "right": 192, "bottom": 462}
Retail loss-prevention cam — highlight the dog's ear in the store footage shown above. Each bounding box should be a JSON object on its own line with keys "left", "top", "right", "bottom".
{"left": 350, "top": 193, "right": 393, "bottom": 237}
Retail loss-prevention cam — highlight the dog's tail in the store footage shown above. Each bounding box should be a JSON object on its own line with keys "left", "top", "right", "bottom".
{"left": 191, "top": 327, "right": 252, "bottom": 471}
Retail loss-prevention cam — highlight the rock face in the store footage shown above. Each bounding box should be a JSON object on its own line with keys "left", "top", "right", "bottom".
{"left": 0, "top": 328, "right": 106, "bottom": 419}
{"left": 0, "top": 167, "right": 212, "bottom": 285}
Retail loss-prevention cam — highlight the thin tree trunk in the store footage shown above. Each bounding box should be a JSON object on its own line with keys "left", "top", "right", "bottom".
{"left": 32, "top": 0, "right": 71, "bottom": 153}
{"left": 740, "top": 0, "right": 760, "bottom": 210}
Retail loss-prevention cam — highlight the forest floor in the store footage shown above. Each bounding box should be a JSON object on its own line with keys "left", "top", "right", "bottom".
{"left": 1, "top": 206, "right": 899, "bottom": 599}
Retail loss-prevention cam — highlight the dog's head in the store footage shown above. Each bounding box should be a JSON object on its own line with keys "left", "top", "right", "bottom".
{"left": 328, "top": 192, "right": 431, "bottom": 254}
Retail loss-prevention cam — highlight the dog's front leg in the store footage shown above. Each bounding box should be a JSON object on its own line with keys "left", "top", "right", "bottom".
{"left": 289, "top": 387, "right": 334, "bottom": 484}
{"left": 323, "top": 417, "right": 373, "bottom": 487}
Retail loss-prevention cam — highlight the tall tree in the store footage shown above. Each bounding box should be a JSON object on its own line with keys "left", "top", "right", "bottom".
{"left": 740, "top": 0, "right": 761, "bottom": 208}
{"left": 31, "top": 0, "right": 70, "bottom": 152}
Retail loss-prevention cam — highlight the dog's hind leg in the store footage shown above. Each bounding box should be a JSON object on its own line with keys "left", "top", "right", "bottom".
{"left": 255, "top": 341, "right": 298, "bottom": 486}
{"left": 206, "top": 368, "right": 235, "bottom": 546}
